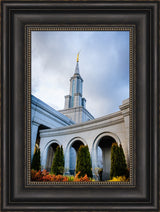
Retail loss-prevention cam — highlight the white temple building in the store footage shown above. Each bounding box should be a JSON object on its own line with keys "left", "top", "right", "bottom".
{"left": 31, "top": 54, "right": 129, "bottom": 180}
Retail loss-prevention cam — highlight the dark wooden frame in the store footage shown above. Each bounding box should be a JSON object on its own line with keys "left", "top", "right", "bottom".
{"left": 1, "top": 1, "right": 159, "bottom": 211}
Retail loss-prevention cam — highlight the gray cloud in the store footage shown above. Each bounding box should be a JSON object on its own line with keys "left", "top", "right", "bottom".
{"left": 32, "top": 31, "right": 129, "bottom": 118}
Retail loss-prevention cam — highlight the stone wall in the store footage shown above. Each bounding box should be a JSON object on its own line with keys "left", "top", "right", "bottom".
{"left": 39, "top": 98, "right": 130, "bottom": 179}
{"left": 31, "top": 95, "right": 74, "bottom": 160}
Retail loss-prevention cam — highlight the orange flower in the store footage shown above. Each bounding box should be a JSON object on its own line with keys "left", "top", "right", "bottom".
{"left": 31, "top": 170, "right": 92, "bottom": 182}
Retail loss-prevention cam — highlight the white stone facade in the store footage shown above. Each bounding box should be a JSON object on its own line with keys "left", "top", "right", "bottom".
{"left": 31, "top": 95, "right": 74, "bottom": 160}
{"left": 59, "top": 106, "right": 94, "bottom": 124}
{"left": 39, "top": 99, "right": 129, "bottom": 179}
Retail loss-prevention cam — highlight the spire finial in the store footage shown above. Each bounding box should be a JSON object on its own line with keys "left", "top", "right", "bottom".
{"left": 77, "top": 52, "right": 80, "bottom": 62}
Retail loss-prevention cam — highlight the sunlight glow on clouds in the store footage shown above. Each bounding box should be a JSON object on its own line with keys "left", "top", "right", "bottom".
{"left": 32, "top": 31, "right": 129, "bottom": 118}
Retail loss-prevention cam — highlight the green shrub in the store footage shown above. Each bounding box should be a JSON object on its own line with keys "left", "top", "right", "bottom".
{"left": 60, "top": 146, "right": 64, "bottom": 171}
{"left": 110, "top": 142, "right": 118, "bottom": 179}
{"left": 118, "top": 144, "right": 128, "bottom": 176}
{"left": 76, "top": 145, "right": 92, "bottom": 178}
{"left": 31, "top": 145, "right": 41, "bottom": 171}
{"left": 110, "top": 143, "right": 128, "bottom": 180}
{"left": 51, "top": 146, "right": 64, "bottom": 175}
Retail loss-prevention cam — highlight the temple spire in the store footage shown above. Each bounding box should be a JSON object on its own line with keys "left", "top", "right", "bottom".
{"left": 77, "top": 52, "right": 80, "bottom": 62}
{"left": 75, "top": 52, "right": 80, "bottom": 74}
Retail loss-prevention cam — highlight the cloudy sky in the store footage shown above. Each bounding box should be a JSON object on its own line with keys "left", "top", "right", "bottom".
{"left": 31, "top": 31, "right": 129, "bottom": 118}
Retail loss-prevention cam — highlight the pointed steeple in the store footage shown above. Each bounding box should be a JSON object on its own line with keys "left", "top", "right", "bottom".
{"left": 64, "top": 53, "right": 84, "bottom": 109}
{"left": 61, "top": 53, "right": 94, "bottom": 123}
{"left": 75, "top": 52, "right": 80, "bottom": 74}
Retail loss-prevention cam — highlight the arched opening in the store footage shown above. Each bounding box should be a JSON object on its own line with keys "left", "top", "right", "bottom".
{"left": 46, "top": 142, "right": 59, "bottom": 172}
{"left": 69, "top": 140, "right": 84, "bottom": 175}
{"left": 97, "top": 136, "right": 116, "bottom": 180}
{"left": 35, "top": 124, "right": 49, "bottom": 146}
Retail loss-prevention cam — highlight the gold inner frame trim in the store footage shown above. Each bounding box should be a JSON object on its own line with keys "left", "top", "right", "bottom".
{"left": 24, "top": 25, "right": 136, "bottom": 187}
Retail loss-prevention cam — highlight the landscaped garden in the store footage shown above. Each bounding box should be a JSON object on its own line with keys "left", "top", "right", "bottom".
{"left": 31, "top": 143, "right": 129, "bottom": 182}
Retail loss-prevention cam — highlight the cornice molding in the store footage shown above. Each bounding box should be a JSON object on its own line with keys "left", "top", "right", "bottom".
{"left": 31, "top": 95, "right": 74, "bottom": 125}
{"left": 40, "top": 117, "right": 124, "bottom": 137}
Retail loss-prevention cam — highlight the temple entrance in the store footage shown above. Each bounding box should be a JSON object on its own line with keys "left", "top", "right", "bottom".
{"left": 97, "top": 136, "right": 116, "bottom": 180}
{"left": 69, "top": 140, "right": 84, "bottom": 175}
{"left": 46, "top": 143, "right": 59, "bottom": 172}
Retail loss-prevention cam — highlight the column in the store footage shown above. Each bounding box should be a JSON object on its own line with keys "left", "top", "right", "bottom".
{"left": 31, "top": 122, "right": 39, "bottom": 161}
{"left": 91, "top": 147, "right": 98, "bottom": 180}
{"left": 102, "top": 147, "right": 111, "bottom": 180}
{"left": 40, "top": 142, "right": 48, "bottom": 171}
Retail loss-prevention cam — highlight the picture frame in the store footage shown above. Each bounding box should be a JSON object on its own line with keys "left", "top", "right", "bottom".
{"left": 1, "top": 0, "right": 159, "bottom": 211}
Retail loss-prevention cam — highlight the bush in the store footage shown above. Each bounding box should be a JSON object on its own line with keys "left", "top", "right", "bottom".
{"left": 31, "top": 145, "right": 41, "bottom": 171}
{"left": 76, "top": 145, "right": 92, "bottom": 178}
{"left": 110, "top": 142, "right": 118, "bottom": 179}
{"left": 108, "top": 176, "right": 128, "bottom": 182}
{"left": 60, "top": 145, "right": 65, "bottom": 172}
{"left": 31, "top": 169, "right": 43, "bottom": 181}
{"left": 51, "top": 145, "right": 64, "bottom": 175}
{"left": 110, "top": 143, "right": 128, "bottom": 180}
{"left": 74, "top": 171, "right": 91, "bottom": 182}
{"left": 118, "top": 144, "right": 128, "bottom": 176}
{"left": 98, "top": 168, "right": 103, "bottom": 181}
{"left": 31, "top": 170, "right": 93, "bottom": 182}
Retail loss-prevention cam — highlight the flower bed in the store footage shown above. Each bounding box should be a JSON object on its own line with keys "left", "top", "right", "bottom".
{"left": 31, "top": 169, "right": 92, "bottom": 182}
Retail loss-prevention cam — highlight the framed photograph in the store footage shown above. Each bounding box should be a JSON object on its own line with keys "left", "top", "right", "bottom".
{"left": 30, "top": 28, "right": 132, "bottom": 185}
{"left": 1, "top": 0, "right": 159, "bottom": 211}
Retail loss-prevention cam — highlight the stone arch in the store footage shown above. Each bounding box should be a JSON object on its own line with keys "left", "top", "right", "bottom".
{"left": 92, "top": 132, "right": 121, "bottom": 180}
{"left": 93, "top": 132, "right": 121, "bottom": 148}
{"left": 65, "top": 137, "right": 87, "bottom": 175}
{"left": 41, "top": 139, "right": 62, "bottom": 171}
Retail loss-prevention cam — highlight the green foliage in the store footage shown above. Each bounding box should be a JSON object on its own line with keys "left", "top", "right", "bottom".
{"left": 98, "top": 168, "right": 103, "bottom": 181}
{"left": 51, "top": 146, "right": 64, "bottom": 175}
{"left": 60, "top": 145, "right": 65, "bottom": 173}
{"left": 110, "top": 142, "right": 118, "bottom": 179}
{"left": 76, "top": 145, "right": 92, "bottom": 178}
{"left": 31, "top": 146, "right": 41, "bottom": 171}
{"left": 118, "top": 144, "right": 127, "bottom": 176}
{"left": 110, "top": 143, "right": 128, "bottom": 180}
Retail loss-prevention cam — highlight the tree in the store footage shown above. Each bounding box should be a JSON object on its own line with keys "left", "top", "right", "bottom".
{"left": 118, "top": 144, "right": 128, "bottom": 176}
{"left": 59, "top": 145, "right": 65, "bottom": 174}
{"left": 31, "top": 145, "right": 41, "bottom": 171}
{"left": 110, "top": 142, "right": 128, "bottom": 179}
{"left": 51, "top": 146, "right": 64, "bottom": 175}
{"left": 76, "top": 145, "right": 92, "bottom": 178}
{"left": 110, "top": 142, "right": 119, "bottom": 179}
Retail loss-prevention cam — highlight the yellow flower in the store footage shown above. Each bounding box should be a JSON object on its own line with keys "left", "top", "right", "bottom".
{"left": 108, "top": 176, "right": 127, "bottom": 182}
